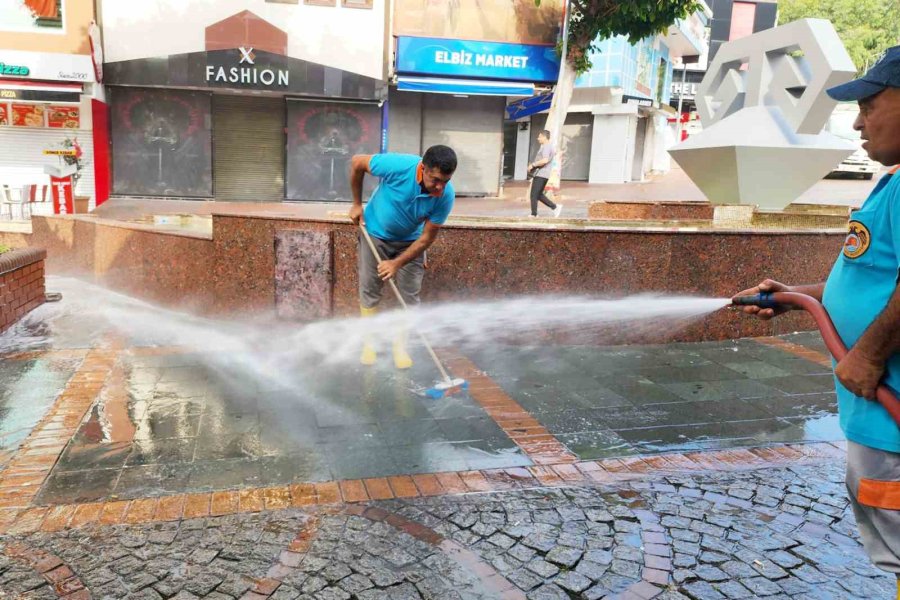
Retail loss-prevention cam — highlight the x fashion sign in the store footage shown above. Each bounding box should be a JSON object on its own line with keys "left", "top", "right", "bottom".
{"left": 239, "top": 47, "right": 255, "bottom": 65}
{"left": 205, "top": 47, "right": 288, "bottom": 88}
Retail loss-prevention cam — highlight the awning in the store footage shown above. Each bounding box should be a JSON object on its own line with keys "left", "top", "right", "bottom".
{"left": 396, "top": 76, "right": 534, "bottom": 97}
{"left": 505, "top": 91, "right": 553, "bottom": 119}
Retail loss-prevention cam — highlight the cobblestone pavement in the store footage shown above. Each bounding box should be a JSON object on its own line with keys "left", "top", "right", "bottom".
{"left": 1, "top": 459, "right": 895, "bottom": 600}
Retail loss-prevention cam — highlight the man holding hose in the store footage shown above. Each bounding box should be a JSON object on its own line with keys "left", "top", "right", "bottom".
{"left": 735, "top": 46, "right": 900, "bottom": 598}
{"left": 348, "top": 145, "right": 457, "bottom": 369}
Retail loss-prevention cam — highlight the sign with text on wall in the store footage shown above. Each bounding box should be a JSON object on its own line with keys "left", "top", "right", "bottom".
{"left": 396, "top": 37, "right": 560, "bottom": 83}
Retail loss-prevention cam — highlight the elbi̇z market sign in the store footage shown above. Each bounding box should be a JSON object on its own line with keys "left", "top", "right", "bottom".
{"left": 205, "top": 47, "right": 288, "bottom": 87}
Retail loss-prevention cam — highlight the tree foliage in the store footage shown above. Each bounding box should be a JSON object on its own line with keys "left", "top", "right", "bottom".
{"left": 778, "top": 0, "right": 900, "bottom": 74}
{"left": 536, "top": 0, "right": 701, "bottom": 74}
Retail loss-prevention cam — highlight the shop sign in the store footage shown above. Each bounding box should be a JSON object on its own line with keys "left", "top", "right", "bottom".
{"left": 12, "top": 103, "right": 45, "bottom": 127}
{"left": 0, "top": 88, "right": 81, "bottom": 102}
{"left": 205, "top": 47, "right": 289, "bottom": 87}
{"left": 0, "top": 50, "right": 94, "bottom": 83}
{"left": 506, "top": 92, "right": 553, "bottom": 120}
{"left": 47, "top": 105, "right": 80, "bottom": 128}
{"left": 396, "top": 37, "right": 560, "bottom": 83}
{"left": 44, "top": 149, "right": 77, "bottom": 156}
{"left": 671, "top": 81, "right": 698, "bottom": 100}
{"left": 622, "top": 94, "right": 654, "bottom": 107}
{"left": 0, "top": 62, "right": 30, "bottom": 77}
{"left": 50, "top": 175, "right": 74, "bottom": 215}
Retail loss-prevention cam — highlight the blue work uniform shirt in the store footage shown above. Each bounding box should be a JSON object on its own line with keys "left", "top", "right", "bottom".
{"left": 823, "top": 167, "right": 900, "bottom": 453}
{"left": 363, "top": 153, "right": 455, "bottom": 242}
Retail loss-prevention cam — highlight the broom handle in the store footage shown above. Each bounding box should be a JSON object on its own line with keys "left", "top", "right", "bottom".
{"left": 360, "top": 225, "right": 453, "bottom": 384}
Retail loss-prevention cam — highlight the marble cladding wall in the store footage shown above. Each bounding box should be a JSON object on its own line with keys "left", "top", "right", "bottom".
{"left": 588, "top": 201, "right": 714, "bottom": 220}
{"left": 274, "top": 229, "right": 333, "bottom": 320}
{"left": 1, "top": 215, "right": 847, "bottom": 344}
{"left": 0, "top": 219, "right": 217, "bottom": 311}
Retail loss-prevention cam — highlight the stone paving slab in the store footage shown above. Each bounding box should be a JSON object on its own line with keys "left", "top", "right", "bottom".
{"left": 0, "top": 459, "right": 894, "bottom": 599}
{"left": 0, "top": 330, "right": 848, "bottom": 513}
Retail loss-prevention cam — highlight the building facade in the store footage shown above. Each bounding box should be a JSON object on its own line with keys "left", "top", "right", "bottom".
{"left": 507, "top": 2, "right": 711, "bottom": 185}
{"left": 670, "top": 0, "right": 778, "bottom": 118}
{"left": 388, "top": 0, "right": 563, "bottom": 197}
{"left": 0, "top": 0, "right": 106, "bottom": 212}
{"left": 98, "top": 0, "right": 388, "bottom": 202}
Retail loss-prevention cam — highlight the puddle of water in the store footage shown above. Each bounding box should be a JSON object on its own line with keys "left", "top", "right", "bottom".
{"left": 124, "top": 214, "right": 213, "bottom": 235}
{"left": 0, "top": 356, "right": 77, "bottom": 452}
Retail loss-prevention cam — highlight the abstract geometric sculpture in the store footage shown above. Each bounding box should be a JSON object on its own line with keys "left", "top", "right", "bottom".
{"left": 669, "top": 19, "right": 858, "bottom": 209}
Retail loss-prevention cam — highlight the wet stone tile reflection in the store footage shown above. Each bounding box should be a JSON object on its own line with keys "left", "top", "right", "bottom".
{"left": 38, "top": 348, "right": 531, "bottom": 503}
{"left": 8, "top": 328, "right": 845, "bottom": 505}
{"left": 467, "top": 334, "right": 842, "bottom": 461}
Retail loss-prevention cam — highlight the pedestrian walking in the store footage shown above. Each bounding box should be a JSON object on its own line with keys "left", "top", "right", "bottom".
{"left": 528, "top": 129, "right": 562, "bottom": 218}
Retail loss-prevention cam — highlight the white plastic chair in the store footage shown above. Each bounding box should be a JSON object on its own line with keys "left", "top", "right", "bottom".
{"left": 0, "top": 185, "right": 30, "bottom": 220}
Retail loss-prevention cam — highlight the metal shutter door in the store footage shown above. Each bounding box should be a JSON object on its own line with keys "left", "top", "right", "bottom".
{"left": 213, "top": 95, "right": 284, "bottom": 201}
{"left": 421, "top": 94, "right": 503, "bottom": 196}
{"left": 0, "top": 128, "right": 96, "bottom": 205}
{"left": 530, "top": 112, "right": 594, "bottom": 181}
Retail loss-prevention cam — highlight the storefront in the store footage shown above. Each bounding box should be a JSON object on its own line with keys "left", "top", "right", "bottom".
{"left": 100, "top": 0, "right": 387, "bottom": 202}
{"left": 0, "top": 0, "right": 106, "bottom": 212}
{"left": 388, "top": 0, "right": 562, "bottom": 197}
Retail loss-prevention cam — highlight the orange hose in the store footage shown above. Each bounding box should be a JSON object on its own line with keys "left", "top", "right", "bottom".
{"left": 767, "top": 291, "right": 900, "bottom": 426}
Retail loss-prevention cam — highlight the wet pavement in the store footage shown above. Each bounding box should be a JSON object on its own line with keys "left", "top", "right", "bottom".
{"left": 0, "top": 327, "right": 841, "bottom": 507}
{"left": 1, "top": 459, "right": 893, "bottom": 600}
{"left": 2, "top": 292, "right": 894, "bottom": 598}
{"left": 0, "top": 351, "right": 84, "bottom": 470}
{"left": 0, "top": 300, "right": 843, "bottom": 504}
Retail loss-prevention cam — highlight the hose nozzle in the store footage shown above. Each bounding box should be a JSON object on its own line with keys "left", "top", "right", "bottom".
{"left": 731, "top": 292, "right": 781, "bottom": 310}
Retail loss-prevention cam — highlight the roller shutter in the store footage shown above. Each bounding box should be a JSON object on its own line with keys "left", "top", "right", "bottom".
{"left": 420, "top": 94, "right": 503, "bottom": 196}
{"left": 212, "top": 95, "right": 284, "bottom": 201}
{"left": 530, "top": 112, "right": 593, "bottom": 181}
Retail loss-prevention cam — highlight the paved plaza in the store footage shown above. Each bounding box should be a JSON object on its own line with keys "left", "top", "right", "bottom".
{"left": 0, "top": 290, "right": 894, "bottom": 598}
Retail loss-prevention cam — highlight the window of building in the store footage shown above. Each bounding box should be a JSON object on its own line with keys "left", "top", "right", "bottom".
{"left": 729, "top": 2, "right": 757, "bottom": 41}
{"left": 110, "top": 88, "right": 213, "bottom": 198}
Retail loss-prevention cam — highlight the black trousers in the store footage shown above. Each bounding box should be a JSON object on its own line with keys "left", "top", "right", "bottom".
{"left": 530, "top": 176, "right": 557, "bottom": 215}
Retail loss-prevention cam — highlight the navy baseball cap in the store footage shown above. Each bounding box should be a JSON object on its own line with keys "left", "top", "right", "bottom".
{"left": 827, "top": 46, "right": 900, "bottom": 101}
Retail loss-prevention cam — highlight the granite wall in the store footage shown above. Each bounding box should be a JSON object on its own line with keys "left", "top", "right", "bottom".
{"left": 0, "top": 215, "right": 847, "bottom": 343}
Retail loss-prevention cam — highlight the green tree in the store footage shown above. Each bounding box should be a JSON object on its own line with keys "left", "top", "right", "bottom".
{"left": 534, "top": 0, "right": 699, "bottom": 183}
{"left": 778, "top": 0, "right": 900, "bottom": 74}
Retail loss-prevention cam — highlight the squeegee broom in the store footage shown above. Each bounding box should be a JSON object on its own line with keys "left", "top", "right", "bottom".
{"left": 360, "top": 225, "right": 469, "bottom": 399}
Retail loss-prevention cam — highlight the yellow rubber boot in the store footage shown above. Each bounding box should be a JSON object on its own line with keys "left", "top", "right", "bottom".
{"left": 360, "top": 305, "right": 377, "bottom": 366}
{"left": 393, "top": 327, "right": 413, "bottom": 370}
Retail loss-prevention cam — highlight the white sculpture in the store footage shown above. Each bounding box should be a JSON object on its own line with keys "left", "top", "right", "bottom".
{"left": 669, "top": 19, "right": 858, "bottom": 210}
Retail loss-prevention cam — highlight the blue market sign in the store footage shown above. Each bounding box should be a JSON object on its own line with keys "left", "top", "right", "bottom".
{"left": 396, "top": 37, "right": 559, "bottom": 83}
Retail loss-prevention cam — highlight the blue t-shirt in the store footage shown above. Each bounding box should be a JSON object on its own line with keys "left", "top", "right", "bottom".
{"left": 823, "top": 168, "right": 900, "bottom": 453}
{"left": 363, "top": 153, "right": 455, "bottom": 242}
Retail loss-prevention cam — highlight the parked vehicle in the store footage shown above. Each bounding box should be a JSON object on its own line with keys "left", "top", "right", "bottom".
{"left": 825, "top": 103, "right": 881, "bottom": 180}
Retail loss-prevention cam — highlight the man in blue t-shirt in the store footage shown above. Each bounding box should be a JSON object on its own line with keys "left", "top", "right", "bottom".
{"left": 736, "top": 46, "right": 900, "bottom": 597}
{"left": 348, "top": 145, "right": 457, "bottom": 369}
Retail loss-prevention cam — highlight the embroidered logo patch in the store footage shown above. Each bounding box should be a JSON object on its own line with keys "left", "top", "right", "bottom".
{"left": 843, "top": 220, "right": 871, "bottom": 259}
